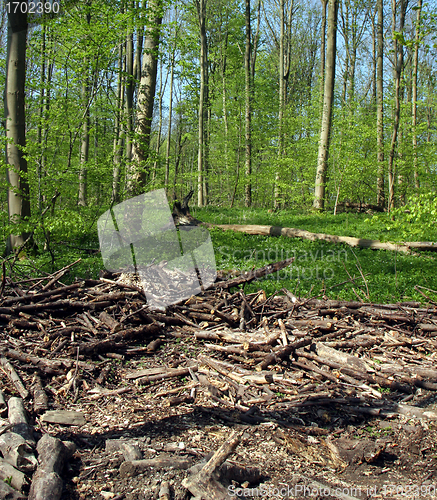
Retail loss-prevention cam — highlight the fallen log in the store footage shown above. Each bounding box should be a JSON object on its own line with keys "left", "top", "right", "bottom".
{"left": 28, "top": 434, "right": 76, "bottom": 500}
{"left": 209, "top": 224, "right": 437, "bottom": 254}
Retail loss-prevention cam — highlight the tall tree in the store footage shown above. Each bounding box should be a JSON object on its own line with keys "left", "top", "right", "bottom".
{"left": 78, "top": 2, "right": 91, "bottom": 207}
{"left": 412, "top": 0, "right": 422, "bottom": 191}
{"left": 195, "top": 0, "right": 209, "bottom": 206}
{"left": 376, "top": 0, "right": 385, "bottom": 207}
{"left": 244, "top": 0, "right": 252, "bottom": 207}
{"left": 128, "top": 0, "right": 163, "bottom": 195}
{"left": 319, "top": 0, "right": 328, "bottom": 113}
{"left": 388, "top": 0, "right": 408, "bottom": 211}
{"left": 4, "top": 1, "right": 31, "bottom": 254}
{"left": 313, "top": 0, "right": 338, "bottom": 210}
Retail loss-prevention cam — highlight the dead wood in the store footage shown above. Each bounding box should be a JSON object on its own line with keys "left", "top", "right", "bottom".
{"left": 0, "top": 481, "right": 27, "bottom": 500}
{"left": 182, "top": 430, "right": 241, "bottom": 500}
{"left": 212, "top": 257, "right": 295, "bottom": 289}
{"left": 120, "top": 455, "right": 193, "bottom": 477}
{"left": 0, "top": 358, "right": 29, "bottom": 399}
{"left": 31, "top": 376, "right": 49, "bottom": 415}
{"left": 2, "top": 258, "right": 437, "bottom": 498}
{"left": 40, "top": 411, "right": 85, "bottom": 426}
{"left": 28, "top": 434, "right": 76, "bottom": 500}
{"left": 8, "top": 397, "right": 34, "bottom": 445}
{"left": 209, "top": 223, "right": 437, "bottom": 254}
{"left": 0, "top": 458, "right": 28, "bottom": 491}
{"left": 0, "top": 432, "right": 37, "bottom": 473}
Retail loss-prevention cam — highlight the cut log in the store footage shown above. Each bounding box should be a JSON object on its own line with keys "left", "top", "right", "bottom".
{"left": 0, "top": 431, "right": 37, "bottom": 473}
{"left": 31, "top": 376, "right": 49, "bottom": 415}
{"left": 0, "top": 458, "right": 28, "bottom": 491}
{"left": 8, "top": 397, "right": 35, "bottom": 444}
{"left": 0, "top": 481, "right": 27, "bottom": 500}
{"left": 28, "top": 434, "right": 76, "bottom": 500}
{"left": 209, "top": 224, "right": 437, "bottom": 254}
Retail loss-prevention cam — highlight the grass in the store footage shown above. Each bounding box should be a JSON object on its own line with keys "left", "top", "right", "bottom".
{"left": 4, "top": 206, "right": 437, "bottom": 305}
{"left": 195, "top": 207, "right": 437, "bottom": 304}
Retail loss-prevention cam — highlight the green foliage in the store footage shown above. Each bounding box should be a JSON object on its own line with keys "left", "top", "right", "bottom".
{"left": 366, "top": 193, "right": 437, "bottom": 241}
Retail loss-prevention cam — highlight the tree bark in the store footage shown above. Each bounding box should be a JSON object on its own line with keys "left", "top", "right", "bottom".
{"left": 319, "top": 0, "right": 328, "bottom": 115}
{"left": 313, "top": 0, "right": 338, "bottom": 210}
{"left": 5, "top": 1, "right": 31, "bottom": 254}
{"left": 196, "top": 0, "right": 208, "bottom": 207}
{"left": 165, "top": 15, "right": 178, "bottom": 191}
{"left": 244, "top": 0, "right": 252, "bottom": 207}
{"left": 388, "top": 0, "right": 408, "bottom": 212}
{"left": 412, "top": 0, "right": 422, "bottom": 191}
{"left": 111, "top": 38, "right": 125, "bottom": 204}
{"left": 78, "top": 2, "right": 92, "bottom": 207}
{"left": 376, "top": 0, "right": 385, "bottom": 208}
{"left": 128, "top": 0, "right": 163, "bottom": 195}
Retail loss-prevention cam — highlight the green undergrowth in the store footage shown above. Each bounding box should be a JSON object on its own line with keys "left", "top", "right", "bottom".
{"left": 4, "top": 205, "right": 437, "bottom": 305}
{"left": 193, "top": 202, "right": 437, "bottom": 243}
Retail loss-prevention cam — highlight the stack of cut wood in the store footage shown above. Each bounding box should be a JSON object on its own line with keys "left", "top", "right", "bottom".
{"left": 1, "top": 258, "right": 437, "bottom": 498}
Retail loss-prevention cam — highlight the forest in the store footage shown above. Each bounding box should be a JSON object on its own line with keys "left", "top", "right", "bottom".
{"left": 1, "top": 0, "right": 437, "bottom": 277}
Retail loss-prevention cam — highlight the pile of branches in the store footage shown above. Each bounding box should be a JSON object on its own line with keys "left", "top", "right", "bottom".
{"left": 1, "top": 258, "right": 437, "bottom": 498}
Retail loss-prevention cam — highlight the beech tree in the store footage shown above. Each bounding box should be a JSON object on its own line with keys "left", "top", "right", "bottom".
{"left": 128, "top": 0, "right": 163, "bottom": 195}
{"left": 313, "top": 0, "right": 338, "bottom": 210}
{"left": 4, "top": 1, "right": 31, "bottom": 254}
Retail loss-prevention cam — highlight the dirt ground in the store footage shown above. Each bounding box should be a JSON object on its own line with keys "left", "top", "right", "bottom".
{"left": 41, "top": 338, "right": 437, "bottom": 500}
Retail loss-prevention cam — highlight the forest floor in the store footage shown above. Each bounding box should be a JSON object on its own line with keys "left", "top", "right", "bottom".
{"left": 1, "top": 261, "right": 437, "bottom": 499}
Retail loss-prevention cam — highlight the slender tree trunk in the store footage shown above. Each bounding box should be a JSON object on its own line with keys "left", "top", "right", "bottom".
{"left": 196, "top": 0, "right": 208, "bottom": 207}
{"left": 153, "top": 57, "right": 166, "bottom": 179}
{"left": 376, "top": 0, "right": 385, "bottom": 207}
{"left": 165, "top": 48, "right": 175, "bottom": 190}
{"left": 388, "top": 0, "right": 408, "bottom": 212}
{"left": 78, "top": 3, "right": 91, "bottom": 207}
{"left": 125, "top": 5, "right": 135, "bottom": 164}
{"left": 5, "top": 2, "right": 31, "bottom": 254}
{"left": 112, "top": 40, "right": 125, "bottom": 204}
{"left": 319, "top": 0, "right": 328, "bottom": 115}
{"left": 244, "top": 0, "right": 252, "bottom": 207}
{"left": 221, "top": 31, "right": 229, "bottom": 174}
{"left": 37, "top": 24, "right": 46, "bottom": 214}
{"left": 128, "top": 0, "right": 163, "bottom": 195}
{"left": 313, "top": 0, "right": 338, "bottom": 210}
{"left": 78, "top": 67, "right": 90, "bottom": 206}
{"left": 412, "top": 0, "right": 422, "bottom": 191}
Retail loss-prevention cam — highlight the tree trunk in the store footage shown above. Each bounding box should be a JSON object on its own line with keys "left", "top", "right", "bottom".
{"left": 128, "top": 0, "right": 163, "bottom": 195}
{"left": 319, "top": 0, "right": 328, "bottom": 115}
{"left": 388, "top": 0, "right": 408, "bottom": 212}
{"left": 78, "top": 2, "right": 91, "bottom": 207}
{"left": 165, "top": 15, "right": 178, "bottom": 191}
{"left": 244, "top": 0, "right": 252, "bottom": 207}
{"left": 36, "top": 24, "right": 46, "bottom": 214}
{"left": 125, "top": 5, "right": 135, "bottom": 164}
{"left": 152, "top": 56, "right": 166, "bottom": 180}
{"left": 412, "top": 0, "right": 422, "bottom": 191}
{"left": 376, "top": 0, "right": 384, "bottom": 207}
{"left": 313, "top": 0, "right": 338, "bottom": 210}
{"left": 5, "top": 2, "right": 31, "bottom": 254}
{"left": 112, "top": 39, "right": 125, "bottom": 204}
{"left": 196, "top": 0, "right": 208, "bottom": 207}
